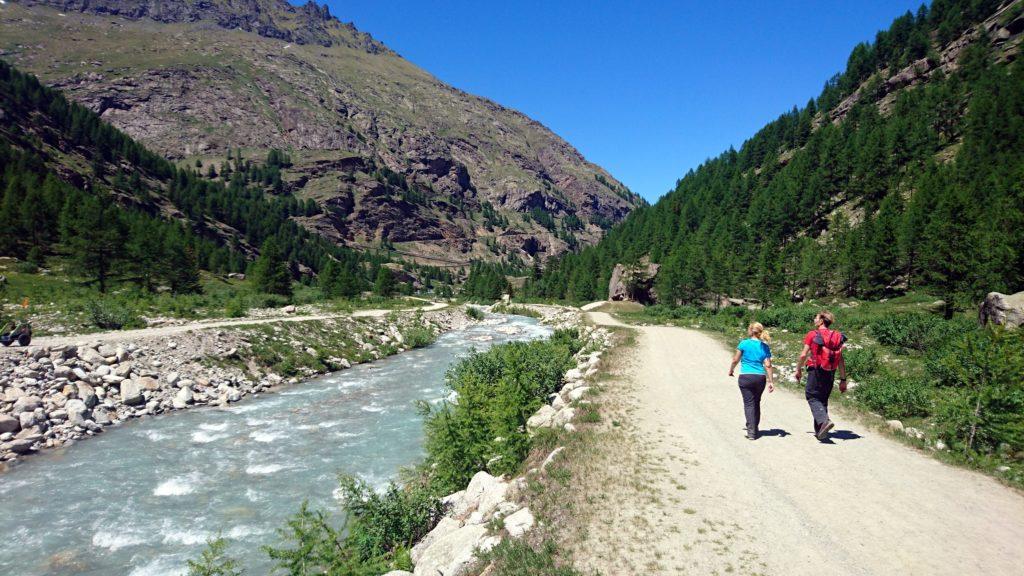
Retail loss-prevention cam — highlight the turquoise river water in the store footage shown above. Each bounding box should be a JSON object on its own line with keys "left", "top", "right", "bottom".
{"left": 0, "top": 315, "right": 550, "bottom": 575}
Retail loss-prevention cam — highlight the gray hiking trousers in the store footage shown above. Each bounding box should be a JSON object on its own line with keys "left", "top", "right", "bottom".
{"left": 805, "top": 368, "right": 836, "bottom": 429}
{"left": 738, "top": 374, "right": 767, "bottom": 431}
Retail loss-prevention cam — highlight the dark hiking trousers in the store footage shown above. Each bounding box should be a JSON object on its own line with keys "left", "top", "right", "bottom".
{"left": 805, "top": 368, "right": 836, "bottom": 430}
{"left": 738, "top": 374, "right": 767, "bottom": 432}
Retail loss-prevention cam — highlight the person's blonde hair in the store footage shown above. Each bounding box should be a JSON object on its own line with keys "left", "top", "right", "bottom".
{"left": 816, "top": 310, "right": 835, "bottom": 327}
{"left": 748, "top": 322, "right": 771, "bottom": 343}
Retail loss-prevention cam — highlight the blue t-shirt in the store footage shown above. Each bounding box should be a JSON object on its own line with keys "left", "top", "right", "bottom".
{"left": 737, "top": 338, "right": 771, "bottom": 375}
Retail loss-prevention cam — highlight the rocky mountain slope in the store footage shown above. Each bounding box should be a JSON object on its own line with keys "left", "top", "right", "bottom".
{"left": 0, "top": 0, "right": 643, "bottom": 265}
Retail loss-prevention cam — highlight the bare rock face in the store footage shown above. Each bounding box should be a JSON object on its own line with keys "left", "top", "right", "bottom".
{"left": 608, "top": 259, "right": 661, "bottom": 304}
{"left": 979, "top": 291, "right": 1024, "bottom": 329}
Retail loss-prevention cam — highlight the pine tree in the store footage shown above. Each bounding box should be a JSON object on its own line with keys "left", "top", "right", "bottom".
{"left": 60, "top": 192, "right": 126, "bottom": 292}
{"left": 252, "top": 239, "right": 292, "bottom": 296}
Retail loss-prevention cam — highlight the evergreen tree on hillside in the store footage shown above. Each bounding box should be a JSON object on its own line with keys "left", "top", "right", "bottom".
{"left": 60, "top": 191, "right": 127, "bottom": 293}
{"left": 373, "top": 266, "right": 396, "bottom": 297}
{"left": 252, "top": 239, "right": 293, "bottom": 296}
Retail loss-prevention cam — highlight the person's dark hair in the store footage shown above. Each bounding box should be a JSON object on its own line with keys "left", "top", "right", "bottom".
{"left": 816, "top": 310, "right": 835, "bottom": 327}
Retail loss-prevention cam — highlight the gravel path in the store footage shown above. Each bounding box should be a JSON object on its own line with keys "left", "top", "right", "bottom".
{"left": 27, "top": 302, "right": 448, "bottom": 348}
{"left": 582, "top": 310, "right": 1024, "bottom": 576}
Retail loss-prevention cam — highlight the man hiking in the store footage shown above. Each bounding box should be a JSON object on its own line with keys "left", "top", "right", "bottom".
{"left": 795, "top": 310, "right": 848, "bottom": 441}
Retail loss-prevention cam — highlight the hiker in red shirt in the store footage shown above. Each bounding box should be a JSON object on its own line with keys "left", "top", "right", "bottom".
{"left": 795, "top": 310, "right": 848, "bottom": 440}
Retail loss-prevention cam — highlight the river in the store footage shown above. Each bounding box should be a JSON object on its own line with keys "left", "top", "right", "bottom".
{"left": 0, "top": 315, "right": 551, "bottom": 575}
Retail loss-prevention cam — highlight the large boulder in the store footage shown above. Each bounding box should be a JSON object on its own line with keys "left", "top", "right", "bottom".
{"left": 410, "top": 516, "right": 462, "bottom": 564}
{"left": 979, "top": 291, "right": 1024, "bottom": 329}
{"left": 412, "top": 523, "right": 499, "bottom": 576}
{"left": 608, "top": 258, "right": 660, "bottom": 304}
{"left": 461, "top": 471, "right": 508, "bottom": 520}
{"left": 76, "top": 383, "right": 98, "bottom": 409}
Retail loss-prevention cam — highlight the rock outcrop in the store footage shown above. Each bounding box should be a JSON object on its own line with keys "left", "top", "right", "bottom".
{"left": 979, "top": 291, "right": 1024, "bottom": 329}
{"left": 608, "top": 259, "right": 660, "bottom": 303}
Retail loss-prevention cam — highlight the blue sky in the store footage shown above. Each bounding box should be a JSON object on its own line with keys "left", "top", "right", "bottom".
{"left": 324, "top": 1, "right": 925, "bottom": 202}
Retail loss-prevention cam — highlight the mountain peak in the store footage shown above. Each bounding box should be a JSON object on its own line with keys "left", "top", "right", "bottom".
{"left": 17, "top": 0, "right": 391, "bottom": 53}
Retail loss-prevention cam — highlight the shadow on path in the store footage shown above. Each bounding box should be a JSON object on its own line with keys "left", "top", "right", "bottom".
{"left": 813, "top": 429, "right": 864, "bottom": 444}
{"left": 758, "top": 428, "right": 790, "bottom": 438}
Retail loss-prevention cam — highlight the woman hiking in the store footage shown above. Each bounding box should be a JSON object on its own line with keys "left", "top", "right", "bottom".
{"left": 728, "top": 322, "right": 775, "bottom": 440}
{"left": 795, "top": 310, "right": 848, "bottom": 441}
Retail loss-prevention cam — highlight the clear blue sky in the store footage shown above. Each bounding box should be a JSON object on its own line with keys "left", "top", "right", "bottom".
{"left": 323, "top": 0, "right": 924, "bottom": 202}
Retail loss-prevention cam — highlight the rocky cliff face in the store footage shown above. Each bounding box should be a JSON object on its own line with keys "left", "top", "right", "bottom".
{"left": 1, "top": 0, "right": 643, "bottom": 264}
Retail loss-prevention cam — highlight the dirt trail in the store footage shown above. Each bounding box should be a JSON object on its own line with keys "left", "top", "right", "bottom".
{"left": 26, "top": 302, "right": 448, "bottom": 348}
{"left": 577, "top": 310, "right": 1024, "bottom": 576}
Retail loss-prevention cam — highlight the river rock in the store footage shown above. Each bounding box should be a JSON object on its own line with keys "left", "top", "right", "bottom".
{"left": 18, "top": 411, "right": 37, "bottom": 429}
{"left": 137, "top": 376, "right": 161, "bottom": 391}
{"left": 93, "top": 407, "right": 113, "bottom": 425}
{"left": 5, "top": 437, "right": 36, "bottom": 454}
{"left": 76, "top": 383, "right": 98, "bottom": 408}
{"left": 165, "top": 372, "right": 181, "bottom": 387}
{"left": 72, "top": 367, "right": 89, "bottom": 381}
{"left": 412, "top": 523, "right": 499, "bottom": 576}
{"left": 550, "top": 393, "right": 566, "bottom": 410}
{"left": 172, "top": 387, "right": 194, "bottom": 409}
{"left": 410, "top": 516, "right": 463, "bottom": 564}
{"left": 886, "top": 419, "right": 904, "bottom": 432}
{"left": 4, "top": 387, "right": 26, "bottom": 402}
{"left": 80, "top": 348, "right": 106, "bottom": 366}
{"left": 0, "top": 414, "right": 21, "bottom": 434}
{"left": 66, "top": 399, "right": 90, "bottom": 425}
{"left": 503, "top": 507, "right": 534, "bottom": 538}
{"left": 12, "top": 395, "right": 41, "bottom": 414}
{"left": 564, "top": 368, "right": 584, "bottom": 381}
{"left": 53, "top": 365, "right": 73, "bottom": 379}
{"left": 120, "top": 380, "right": 145, "bottom": 406}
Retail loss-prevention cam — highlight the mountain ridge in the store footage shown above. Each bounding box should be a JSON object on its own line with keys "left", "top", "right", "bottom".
{"left": 1, "top": 0, "right": 643, "bottom": 265}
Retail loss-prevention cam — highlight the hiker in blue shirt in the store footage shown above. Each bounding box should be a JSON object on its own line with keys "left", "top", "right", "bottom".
{"left": 728, "top": 322, "right": 775, "bottom": 440}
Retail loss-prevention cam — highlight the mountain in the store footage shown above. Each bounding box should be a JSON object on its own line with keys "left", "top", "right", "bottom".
{"left": 0, "top": 0, "right": 643, "bottom": 266}
{"left": 0, "top": 57, "right": 391, "bottom": 295}
{"left": 528, "top": 0, "right": 1024, "bottom": 309}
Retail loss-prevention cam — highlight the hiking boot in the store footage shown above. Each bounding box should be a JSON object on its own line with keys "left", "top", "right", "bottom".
{"left": 746, "top": 427, "right": 757, "bottom": 440}
{"left": 816, "top": 420, "right": 835, "bottom": 440}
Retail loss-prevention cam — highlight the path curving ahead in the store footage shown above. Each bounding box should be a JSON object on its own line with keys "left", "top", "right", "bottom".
{"left": 581, "top": 310, "right": 1024, "bottom": 576}
{"left": 26, "top": 302, "right": 449, "bottom": 348}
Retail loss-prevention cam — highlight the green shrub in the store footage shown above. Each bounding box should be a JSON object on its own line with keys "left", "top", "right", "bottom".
{"left": 843, "top": 347, "right": 880, "bottom": 377}
{"left": 401, "top": 325, "right": 435, "bottom": 349}
{"left": 84, "top": 299, "right": 144, "bottom": 330}
{"left": 930, "top": 327, "right": 1024, "bottom": 454}
{"left": 492, "top": 303, "right": 542, "bottom": 318}
{"left": 263, "top": 476, "right": 442, "bottom": 575}
{"left": 869, "top": 312, "right": 943, "bottom": 351}
{"left": 465, "top": 306, "right": 485, "bottom": 320}
{"left": 855, "top": 372, "right": 932, "bottom": 419}
{"left": 336, "top": 475, "right": 445, "bottom": 562}
{"left": 187, "top": 537, "right": 242, "bottom": 576}
{"left": 422, "top": 329, "right": 582, "bottom": 492}
{"left": 224, "top": 296, "right": 248, "bottom": 318}
{"left": 14, "top": 261, "right": 38, "bottom": 274}
{"left": 754, "top": 305, "right": 815, "bottom": 333}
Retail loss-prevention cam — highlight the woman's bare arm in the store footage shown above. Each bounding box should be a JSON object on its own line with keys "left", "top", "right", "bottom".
{"left": 763, "top": 357, "right": 775, "bottom": 392}
{"left": 729, "top": 349, "right": 741, "bottom": 376}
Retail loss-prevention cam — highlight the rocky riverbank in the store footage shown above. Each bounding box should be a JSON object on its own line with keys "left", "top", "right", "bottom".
{"left": 0, "top": 306, "right": 472, "bottom": 469}
{"left": 392, "top": 316, "right": 613, "bottom": 576}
